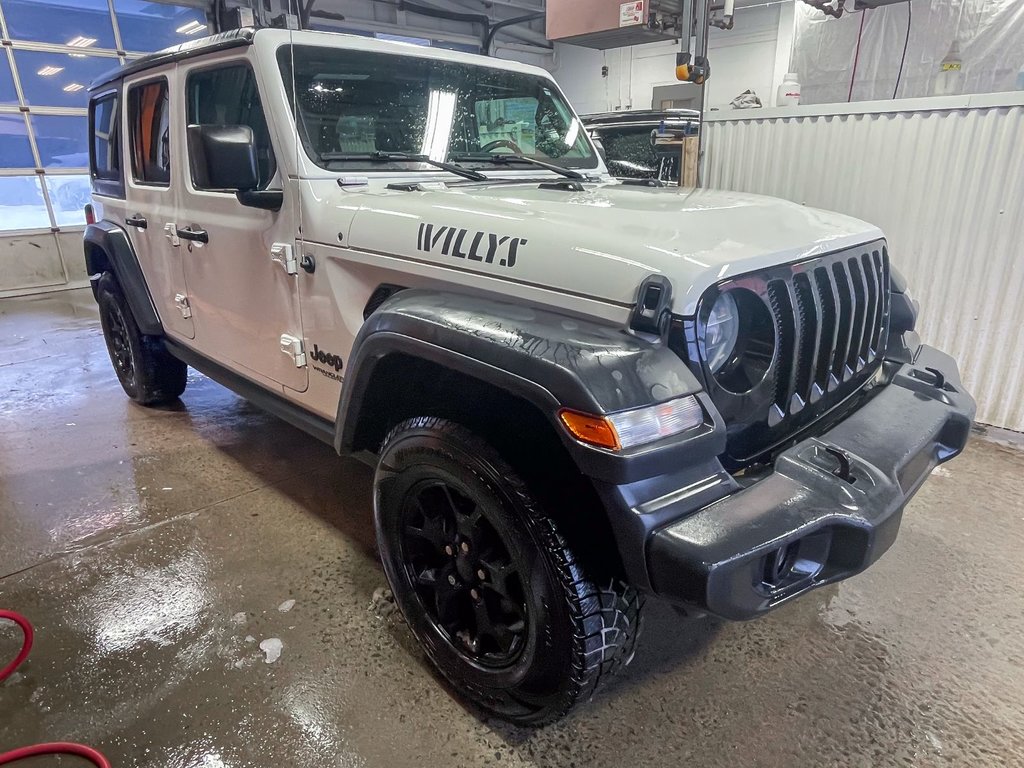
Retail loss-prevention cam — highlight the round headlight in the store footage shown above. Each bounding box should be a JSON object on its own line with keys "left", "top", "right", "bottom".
{"left": 700, "top": 292, "right": 740, "bottom": 374}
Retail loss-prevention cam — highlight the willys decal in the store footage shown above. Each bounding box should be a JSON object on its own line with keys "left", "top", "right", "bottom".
{"left": 416, "top": 223, "right": 527, "bottom": 268}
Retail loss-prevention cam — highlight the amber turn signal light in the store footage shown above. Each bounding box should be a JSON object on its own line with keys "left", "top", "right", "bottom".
{"left": 558, "top": 409, "right": 620, "bottom": 451}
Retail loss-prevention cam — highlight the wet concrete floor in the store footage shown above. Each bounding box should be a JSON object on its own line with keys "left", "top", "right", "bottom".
{"left": 1, "top": 288, "right": 1023, "bottom": 767}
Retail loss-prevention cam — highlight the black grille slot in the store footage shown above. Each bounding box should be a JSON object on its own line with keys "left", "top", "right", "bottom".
{"left": 812, "top": 266, "right": 839, "bottom": 395}
{"left": 860, "top": 253, "right": 879, "bottom": 362}
{"left": 767, "top": 280, "right": 796, "bottom": 420}
{"left": 792, "top": 273, "right": 820, "bottom": 407}
{"left": 832, "top": 262, "right": 855, "bottom": 381}
{"left": 847, "top": 257, "right": 868, "bottom": 371}
{"left": 870, "top": 249, "right": 889, "bottom": 353}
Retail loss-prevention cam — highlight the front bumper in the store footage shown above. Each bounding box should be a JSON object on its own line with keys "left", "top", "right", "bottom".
{"left": 644, "top": 344, "right": 975, "bottom": 620}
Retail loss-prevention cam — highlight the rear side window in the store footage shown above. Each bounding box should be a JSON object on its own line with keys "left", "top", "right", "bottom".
{"left": 128, "top": 79, "right": 171, "bottom": 186}
{"left": 88, "top": 90, "right": 123, "bottom": 198}
{"left": 186, "top": 63, "right": 276, "bottom": 190}
{"left": 89, "top": 91, "right": 122, "bottom": 195}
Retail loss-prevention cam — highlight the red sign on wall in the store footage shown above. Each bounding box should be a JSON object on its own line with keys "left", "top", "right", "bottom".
{"left": 619, "top": 0, "right": 646, "bottom": 27}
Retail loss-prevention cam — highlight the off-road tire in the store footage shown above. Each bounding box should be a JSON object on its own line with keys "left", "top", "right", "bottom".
{"left": 374, "top": 416, "right": 643, "bottom": 726}
{"left": 96, "top": 272, "right": 187, "bottom": 406}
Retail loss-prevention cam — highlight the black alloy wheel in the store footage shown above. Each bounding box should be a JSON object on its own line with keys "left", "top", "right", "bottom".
{"left": 375, "top": 416, "right": 643, "bottom": 726}
{"left": 96, "top": 272, "right": 187, "bottom": 405}
{"left": 104, "top": 298, "right": 137, "bottom": 389}
{"left": 400, "top": 478, "right": 528, "bottom": 668}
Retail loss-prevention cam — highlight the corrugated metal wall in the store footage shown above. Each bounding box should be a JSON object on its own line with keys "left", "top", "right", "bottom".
{"left": 704, "top": 97, "right": 1024, "bottom": 432}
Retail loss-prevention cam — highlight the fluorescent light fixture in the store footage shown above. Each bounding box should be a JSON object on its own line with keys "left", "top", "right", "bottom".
{"left": 67, "top": 36, "right": 97, "bottom": 48}
{"left": 420, "top": 89, "right": 457, "bottom": 163}
{"left": 37, "top": 66, "right": 64, "bottom": 77}
{"left": 68, "top": 53, "right": 86, "bottom": 58}
{"left": 63, "top": 83, "right": 85, "bottom": 93}
{"left": 176, "top": 20, "right": 207, "bottom": 35}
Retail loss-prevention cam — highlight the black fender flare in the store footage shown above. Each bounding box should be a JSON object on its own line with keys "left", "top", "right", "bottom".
{"left": 335, "top": 289, "right": 724, "bottom": 485}
{"left": 84, "top": 221, "right": 163, "bottom": 336}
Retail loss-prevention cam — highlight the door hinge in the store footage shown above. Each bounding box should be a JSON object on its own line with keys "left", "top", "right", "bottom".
{"left": 280, "top": 334, "right": 306, "bottom": 367}
{"left": 174, "top": 293, "right": 192, "bottom": 319}
{"left": 164, "top": 222, "right": 181, "bottom": 248}
{"left": 271, "top": 242, "right": 298, "bottom": 275}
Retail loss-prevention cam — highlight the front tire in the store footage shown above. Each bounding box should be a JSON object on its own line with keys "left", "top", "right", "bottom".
{"left": 96, "top": 272, "right": 187, "bottom": 406}
{"left": 374, "top": 417, "right": 642, "bottom": 726}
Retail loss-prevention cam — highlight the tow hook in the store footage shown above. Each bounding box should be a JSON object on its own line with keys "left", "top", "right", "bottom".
{"left": 923, "top": 366, "right": 947, "bottom": 389}
{"left": 824, "top": 446, "right": 856, "bottom": 484}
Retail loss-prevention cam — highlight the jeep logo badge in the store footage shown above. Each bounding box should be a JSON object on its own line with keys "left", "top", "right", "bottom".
{"left": 417, "top": 223, "right": 527, "bottom": 268}
{"left": 310, "top": 344, "right": 343, "bottom": 372}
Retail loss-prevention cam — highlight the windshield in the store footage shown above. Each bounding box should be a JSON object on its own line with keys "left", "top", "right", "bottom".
{"left": 592, "top": 125, "right": 672, "bottom": 181}
{"left": 278, "top": 44, "right": 598, "bottom": 173}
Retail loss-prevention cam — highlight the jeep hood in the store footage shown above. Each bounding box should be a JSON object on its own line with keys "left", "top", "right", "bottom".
{"left": 316, "top": 181, "right": 883, "bottom": 316}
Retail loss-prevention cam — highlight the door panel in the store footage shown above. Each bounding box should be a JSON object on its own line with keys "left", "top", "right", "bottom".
{"left": 173, "top": 58, "right": 306, "bottom": 393}
{"left": 123, "top": 73, "right": 194, "bottom": 340}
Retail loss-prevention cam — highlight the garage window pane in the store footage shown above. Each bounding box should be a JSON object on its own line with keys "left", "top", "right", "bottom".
{"left": 13, "top": 51, "right": 117, "bottom": 109}
{"left": 113, "top": 1, "right": 209, "bottom": 53}
{"left": 44, "top": 174, "right": 92, "bottom": 227}
{"left": 1, "top": 55, "right": 18, "bottom": 106}
{"left": 31, "top": 114, "right": 89, "bottom": 169}
{"left": 0, "top": 175, "right": 50, "bottom": 231}
{"left": 0, "top": 113, "right": 35, "bottom": 168}
{"left": 0, "top": 0, "right": 116, "bottom": 50}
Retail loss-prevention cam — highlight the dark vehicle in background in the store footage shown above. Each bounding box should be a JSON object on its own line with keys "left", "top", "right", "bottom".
{"left": 583, "top": 108, "right": 699, "bottom": 182}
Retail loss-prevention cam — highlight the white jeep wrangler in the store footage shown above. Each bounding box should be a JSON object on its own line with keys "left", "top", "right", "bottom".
{"left": 84, "top": 28, "right": 975, "bottom": 725}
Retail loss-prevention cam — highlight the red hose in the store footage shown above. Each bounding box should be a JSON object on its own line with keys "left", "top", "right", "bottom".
{"left": 0, "top": 611, "right": 33, "bottom": 684}
{"left": 0, "top": 611, "right": 112, "bottom": 767}
{"left": 0, "top": 743, "right": 112, "bottom": 767}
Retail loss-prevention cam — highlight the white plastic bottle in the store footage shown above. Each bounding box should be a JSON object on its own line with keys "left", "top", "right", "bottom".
{"left": 933, "top": 40, "right": 964, "bottom": 97}
{"left": 776, "top": 73, "right": 801, "bottom": 107}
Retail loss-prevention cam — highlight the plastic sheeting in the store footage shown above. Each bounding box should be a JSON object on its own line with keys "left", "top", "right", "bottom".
{"left": 791, "top": 0, "right": 1024, "bottom": 104}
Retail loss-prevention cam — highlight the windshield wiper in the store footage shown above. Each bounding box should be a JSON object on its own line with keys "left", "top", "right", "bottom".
{"left": 319, "top": 151, "right": 489, "bottom": 182}
{"left": 451, "top": 153, "right": 585, "bottom": 180}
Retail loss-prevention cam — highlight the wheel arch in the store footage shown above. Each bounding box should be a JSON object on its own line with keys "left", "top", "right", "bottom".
{"left": 336, "top": 289, "right": 706, "bottom": 458}
{"left": 84, "top": 221, "right": 163, "bottom": 336}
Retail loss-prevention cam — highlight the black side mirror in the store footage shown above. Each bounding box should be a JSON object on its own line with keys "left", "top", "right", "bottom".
{"left": 188, "top": 124, "right": 258, "bottom": 190}
{"left": 187, "top": 124, "right": 282, "bottom": 211}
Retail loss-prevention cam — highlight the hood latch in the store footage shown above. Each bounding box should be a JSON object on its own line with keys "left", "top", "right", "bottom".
{"left": 629, "top": 274, "right": 674, "bottom": 337}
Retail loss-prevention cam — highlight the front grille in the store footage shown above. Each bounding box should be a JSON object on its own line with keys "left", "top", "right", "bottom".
{"left": 766, "top": 248, "right": 890, "bottom": 427}
{"left": 674, "top": 242, "right": 891, "bottom": 468}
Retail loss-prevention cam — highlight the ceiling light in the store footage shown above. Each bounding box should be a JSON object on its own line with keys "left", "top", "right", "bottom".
{"left": 68, "top": 53, "right": 86, "bottom": 59}
{"left": 67, "top": 36, "right": 97, "bottom": 48}
{"left": 63, "top": 83, "right": 84, "bottom": 93}
{"left": 176, "top": 20, "right": 207, "bottom": 35}
{"left": 37, "top": 66, "right": 64, "bottom": 77}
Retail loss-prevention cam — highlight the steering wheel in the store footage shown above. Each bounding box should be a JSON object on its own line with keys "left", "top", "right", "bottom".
{"left": 480, "top": 139, "right": 524, "bottom": 154}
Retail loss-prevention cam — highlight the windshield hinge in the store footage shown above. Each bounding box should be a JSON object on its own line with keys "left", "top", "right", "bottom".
{"left": 280, "top": 334, "right": 306, "bottom": 368}
{"left": 539, "top": 180, "right": 586, "bottom": 192}
{"left": 386, "top": 182, "right": 427, "bottom": 192}
{"left": 271, "top": 242, "right": 298, "bottom": 275}
{"left": 338, "top": 176, "right": 370, "bottom": 188}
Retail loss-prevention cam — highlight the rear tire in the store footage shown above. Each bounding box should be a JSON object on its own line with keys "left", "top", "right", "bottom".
{"left": 96, "top": 272, "right": 187, "bottom": 406}
{"left": 374, "top": 416, "right": 643, "bottom": 726}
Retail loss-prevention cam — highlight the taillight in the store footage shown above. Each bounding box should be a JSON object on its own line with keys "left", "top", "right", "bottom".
{"left": 84, "top": 203, "right": 96, "bottom": 225}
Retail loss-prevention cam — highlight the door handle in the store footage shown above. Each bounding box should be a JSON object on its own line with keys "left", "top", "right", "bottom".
{"left": 176, "top": 226, "right": 209, "bottom": 245}
{"left": 125, "top": 214, "right": 148, "bottom": 230}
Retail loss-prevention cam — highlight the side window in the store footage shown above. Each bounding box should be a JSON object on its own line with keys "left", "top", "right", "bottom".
{"left": 186, "top": 64, "right": 276, "bottom": 191}
{"left": 90, "top": 92, "right": 120, "bottom": 182}
{"left": 128, "top": 79, "right": 171, "bottom": 186}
